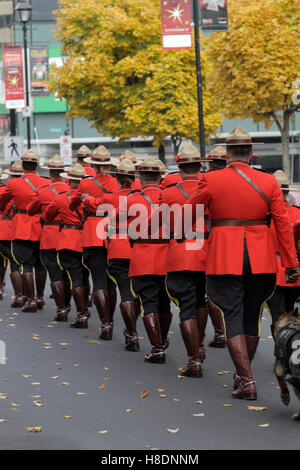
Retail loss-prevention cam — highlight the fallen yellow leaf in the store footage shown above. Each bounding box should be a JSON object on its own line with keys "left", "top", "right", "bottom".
{"left": 194, "top": 400, "right": 203, "bottom": 404}
{"left": 160, "top": 394, "right": 167, "bottom": 398}
{"left": 248, "top": 406, "right": 268, "bottom": 411}
{"left": 76, "top": 392, "right": 86, "bottom": 395}
{"left": 126, "top": 409, "right": 133, "bottom": 413}
{"left": 0, "top": 419, "right": 7, "bottom": 423}
{"left": 223, "top": 404, "right": 232, "bottom": 407}
{"left": 11, "top": 402, "right": 20, "bottom": 407}
{"left": 64, "top": 416, "right": 72, "bottom": 419}
{"left": 50, "top": 376, "right": 59, "bottom": 380}
{"left": 99, "top": 384, "right": 106, "bottom": 390}
{"left": 31, "top": 395, "right": 42, "bottom": 399}
{"left": 73, "top": 364, "right": 79, "bottom": 367}
{"left": 88, "top": 340, "right": 99, "bottom": 344}
{"left": 31, "top": 382, "right": 40, "bottom": 385}
{"left": 22, "top": 375, "right": 32, "bottom": 378}
{"left": 167, "top": 428, "right": 180, "bottom": 434}
{"left": 157, "top": 388, "right": 165, "bottom": 393}
{"left": 61, "top": 382, "right": 70, "bottom": 386}
{"left": 140, "top": 390, "right": 149, "bottom": 398}
{"left": 97, "top": 430, "right": 108, "bottom": 434}
{"left": 193, "top": 413, "right": 205, "bottom": 417}
{"left": 259, "top": 423, "right": 270, "bottom": 428}
{"left": 33, "top": 401, "right": 45, "bottom": 407}
{"left": 27, "top": 426, "right": 42, "bottom": 433}
{"left": 104, "top": 367, "right": 109, "bottom": 371}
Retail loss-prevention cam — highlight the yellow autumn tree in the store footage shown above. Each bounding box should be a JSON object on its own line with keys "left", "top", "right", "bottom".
{"left": 49, "top": 0, "right": 223, "bottom": 159}
{"left": 206, "top": 0, "right": 300, "bottom": 179}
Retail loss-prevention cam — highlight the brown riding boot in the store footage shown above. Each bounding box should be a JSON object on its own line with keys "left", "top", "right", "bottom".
{"left": 10, "top": 271, "right": 24, "bottom": 308}
{"left": 143, "top": 313, "right": 166, "bottom": 363}
{"left": 179, "top": 319, "right": 203, "bottom": 378}
{"left": 93, "top": 289, "right": 113, "bottom": 340}
{"left": 159, "top": 313, "right": 172, "bottom": 350}
{"left": 22, "top": 273, "right": 37, "bottom": 312}
{"left": 195, "top": 306, "right": 208, "bottom": 362}
{"left": 134, "top": 300, "right": 141, "bottom": 319}
{"left": 227, "top": 335, "right": 257, "bottom": 400}
{"left": 70, "top": 286, "right": 88, "bottom": 328}
{"left": 109, "top": 290, "right": 117, "bottom": 321}
{"left": 35, "top": 271, "right": 47, "bottom": 310}
{"left": 120, "top": 301, "right": 140, "bottom": 351}
{"left": 207, "top": 300, "right": 226, "bottom": 348}
{"left": 51, "top": 281, "right": 70, "bottom": 322}
{"left": 233, "top": 335, "right": 259, "bottom": 390}
{"left": 0, "top": 262, "right": 6, "bottom": 300}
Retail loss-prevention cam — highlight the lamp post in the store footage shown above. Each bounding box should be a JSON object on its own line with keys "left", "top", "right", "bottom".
{"left": 15, "top": 1, "right": 32, "bottom": 149}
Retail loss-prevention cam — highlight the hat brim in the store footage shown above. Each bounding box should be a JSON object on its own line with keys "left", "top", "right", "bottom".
{"left": 0, "top": 174, "right": 8, "bottom": 179}
{"left": 83, "top": 157, "right": 112, "bottom": 165}
{"left": 137, "top": 168, "right": 165, "bottom": 173}
{"left": 4, "top": 169, "right": 23, "bottom": 176}
{"left": 110, "top": 169, "right": 136, "bottom": 176}
{"left": 41, "top": 165, "right": 65, "bottom": 170}
{"left": 217, "top": 141, "right": 263, "bottom": 146}
{"left": 59, "top": 172, "right": 83, "bottom": 180}
{"left": 200, "top": 157, "right": 227, "bottom": 162}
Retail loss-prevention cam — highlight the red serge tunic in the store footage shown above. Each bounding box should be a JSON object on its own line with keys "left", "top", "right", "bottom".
{"left": 270, "top": 201, "right": 300, "bottom": 287}
{"left": 187, "top": 161, "right": 298, "bottom": 275}
{"left": 160, "top": 173, "right": 181, "bottom": 189}
{"left": 160, "top": 175, "right": 208, "bottom": 273}
{"left": 45, "top": 189, "right": 84, "bottom": 253}
{"left": 70, "top": 174, "right": 118, "bottom": 248}
{"left": 0, "top": 185, "right": 15, "bottom": 241}
{"left": 121, "top": 185, "right": 169, "bottom": 277}
{"left": 81, "top": 163, "right": 96, "bottom": 177}
{"left": 83, "top": 187, "right": 133, "bottom": 260}
{"left": 27, "top": 178, "right": 70, "bottom": 250}
{"left": 0, "top": 171, "right": 48, "bottom": 241}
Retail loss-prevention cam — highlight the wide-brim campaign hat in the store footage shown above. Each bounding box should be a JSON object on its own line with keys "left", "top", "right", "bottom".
{"left": 111, "top": 158, "right": 136, "bottom": 176}
{"left": 273, "top": 170, "right": 299, "bottom": 191}
{"left": 137, "top": 158, "right": 166, "bottom": 173}
{"left": 21, "top": 149, "right": 38, "bottom": 162}
{"left": 41, "top": 154, "right": 65, "bottom": 170}
{"left": 219, "top": 126, "right": 262, "bottom": 146}
{"left": 75, "top": 145, "right": 91, "bottom": 159}
{"left": 60, "top": 163, "right": 85, "bottom": 181}
{"left": 84, "top": 145, "right": 113, "bottom": 165}
{"left": 176, "top": 143, "right": 202, "bottom": 164}
{"left": 4, "top": 160, "right": 24, "bottom": 176}
{"left": 201, "top": 146, "right": 228, "bottom": 162}
{"left": 0, "top": 168, "right": 8, "bottom": 180}
{"left": 120, "top": 150, "right": 143, "bottom": 167}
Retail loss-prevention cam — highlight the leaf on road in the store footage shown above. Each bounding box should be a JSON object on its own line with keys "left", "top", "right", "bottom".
{"left": 50, "top": 376, "right": 59, "bottom": 380}
{"left": 223, "top": 404, "right": 232, "bottom": 407}
{"left": 61, "top": 382, "right": 70, "bottom": 386}
{"left": 31, "top": 395, "right": 42, "bottom": 399}
{"left": 97, "top": 430, "right": 108, "bottom": 434}
{"left": 160, "top": 394, "right": 167, "bottom": 398}
{"left": 99, "top": 384, "right": 106, "bottom": 390}
{"left": 11, "top": 403, "right": 20, "bottom": 407}
{"left": 259, "top": 423, "right": 270, "bottom": 427}
{"left": 194, "top": 400, "right": 203, "bottom": 404}
{"left": 178, "top": 367, "right": 184, "bottom": 371}
{"left": 33, "top": 401, "right": 45, "bottom": 407}
{"left": 31, "top": 382, "right": 40, "bottom": 385}
{"left": 126, "top": 409, "right": 133, "bottom": 413}
{"left": 104, "top": 367, "right": 109, "bottom": 371}
{"left": 0, "top": 419, "right": 7, "bottom": 423}
{"left": 73, "top": 364, "right": 79, "bottom": 368}
{"left": 157, "top": 388, "right": 165, "bottom": 393}
{"left": 0, "top": 395, "right": 8, "bottom": 399}
{"left": 27, "top": 426, "right": 42, "bottom": 433}
{"left": 167, "top": 428, "right": 180, "bottom": 434}
{"left": 64, "top": 416, "right": 72, "bottom": 419}
{"left": 140, "top": 390, "right": 149, "bottom": 398}
{"left": 193, "top": 413, "right": 205, "bottom": 417}
{"left": 88, "top": 340, "right": 99, "bottom": 344}
{"left": 22, "top": 375, "right": 32, "bottom": 378}
{"left": 248, "top": 406, "right": 268, "bottom": 411}
{"left": 76, "top": 392, "right": 86, "bottom": 395}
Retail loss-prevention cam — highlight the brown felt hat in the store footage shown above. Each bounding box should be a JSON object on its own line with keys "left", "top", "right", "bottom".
{"left": 76, "top": 145, "right": 91, "bottom": 158}
{"left": 138, "top": 158, "right": 166, "bottom": 173}
{"left": 111, "top": 158, "right": 136, "bottom": 176}
{"left": 22, "top": 149, "right": 38, "bottom": 162}
{"left": 84, "top": 145, "right": 113, "bottom": 165}
{"left": 60, "top": 163, "right": 85, "bottom": 181}
{"left": 202, "top": 146, "right": 228, "bottom": 162}
{"left": 4, "top": 160, "right": 24, "bottom": 176}
{"left": 41, "top": 154, "right": 65, "bottom": 170}
{"left": 120, "top": 150, "right": 143, "bottom": 167}
{"left": 220, "top": 126, "right": 262, "bottom": 146}
{"left": 0, "top": 167, "right": 8, "bottom": 180}
{"left": 177, "top": 143, "right": 201, "bottom": 164}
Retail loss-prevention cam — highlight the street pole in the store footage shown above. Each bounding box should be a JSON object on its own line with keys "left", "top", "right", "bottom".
{"left": 22, "top": 22, "right": 31, "bottom": 149}
{"left": 192, "top": 0, "right": 206, "bottom": 159}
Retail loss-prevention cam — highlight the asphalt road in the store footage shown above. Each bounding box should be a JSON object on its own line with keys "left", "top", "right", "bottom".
{"left": 0, "top": 280, "right": 299, "bottom": 451}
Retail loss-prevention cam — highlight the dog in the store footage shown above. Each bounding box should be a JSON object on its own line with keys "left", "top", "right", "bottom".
{"left": 273, "top": 310, "right": 300, "bottom": 420}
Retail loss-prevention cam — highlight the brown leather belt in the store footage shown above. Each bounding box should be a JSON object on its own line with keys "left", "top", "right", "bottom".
{"left": 212, "top": 218, "right": 267, "bottom": 227}
{"left": 133, "top": 238, "right": 170, "bottom": 245}
{"left": 42, "top": 221, "right": 60, "bottom": 227}
{"left": 62, "top": 224, "right": 83, "bottom": 231}
{"left": 15, "top": 209, "right": 42, "bottom": 215}
{"left": 2, "top": 216, "right": 13, "bottom": 221}
{"left": 86, "top": 211, "right": 107, "bottom": 218}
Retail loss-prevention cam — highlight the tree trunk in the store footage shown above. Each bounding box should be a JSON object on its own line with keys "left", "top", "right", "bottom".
{"left": 281, "top": 112, "right": 291, "bottom": 181}
{"left": 158, "top": 144, "right": 165, "bottom": 164}
{"left": 171, "top": 135, "right": 182, "bottom": 157}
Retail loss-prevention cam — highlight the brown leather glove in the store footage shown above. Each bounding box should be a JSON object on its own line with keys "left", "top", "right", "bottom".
{"left": 285, "top": 267, "right": 300, "bottom": 284}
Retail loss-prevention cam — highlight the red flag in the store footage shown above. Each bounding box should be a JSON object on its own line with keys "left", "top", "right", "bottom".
{"left": 2, "top": 45, "right": 25, "bottom": 109}
{"left": 161, "top": 0, "right": 192, "bottom": 50}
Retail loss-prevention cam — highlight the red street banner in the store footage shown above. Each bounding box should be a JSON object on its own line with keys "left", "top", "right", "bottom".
{"left": 2, "top": 45, "right": 25, "bottom": 109}
{"left": 161, "top": 0, "right": 192, "bottom": 50}
{"left": 199, "top": 0, "right": 229, "bottom": 31}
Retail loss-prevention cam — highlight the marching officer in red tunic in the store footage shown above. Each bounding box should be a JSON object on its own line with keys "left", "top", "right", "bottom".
{"left": 27, "top": 155, "right": 71, "bottom": 321}
{"left": 125, "top": 158, "right": 171, "bottom": 364}
{"left": 69, "top": 146, "right": 119, "bottom": 339}
{"left": 160, "top": 143, "right": 207, "bottom": 377}
{"left": 83, "top": 159, "right": 140, "bottom": 351}
{"left": 74, "top": 145, "right": 96, "bottom": 177}
{"left": 0, "top": 168, "right": 10, "bottom": 300}
{"left": 265, "top": 170, "right": 300, "bottom": 326}
{"left": 45, "top": 163, "right": 90, "bottom": 328}
{"left": 186, "top": 127, "right": 300, "bottom": 400}
{"left": 119, "top": 150, "right": 142, "bottom": 190}
{"left": 0, "top": 149, "right": 48, "bottom": 312}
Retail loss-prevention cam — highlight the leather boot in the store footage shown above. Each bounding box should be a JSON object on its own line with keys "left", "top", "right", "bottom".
{"left": 207, "top": 300, "right": 226, "bottom": 348}
{"left": 120, "top": 301, "right": 140, "bottom": 351}
{"left": 109, "top": 290, "right": 117, "bottom": 321}
{"left": 233, "top": 335, "right": 259, "bottom": 390}
{"left": 179, "top": 319, "right": 203, "bottom": 378}
{"left": 93, "top": 289, "right": 113, "bottom": 340}
{"left": 227, "top": 335, "right": 257, "bottom": 400}
{"left": 143, "top": 313, "right": 165, "bottom": 363}
{"left": 35, "top": 271, "right": 47, "bottom": 310}
{"left": 51, "top": 281, "right": 70, "bottom": 322}
{"left": 10, "top": 271, "right": 24, "bottom": 308}
{"left": 83, "top": 286, "right": 91, "bottom": 317}
{"left": 134, "top": 300, "right": 141, "bottom": 319}
{"left": 70, "top": 286, "right": 88, "bottom": 328}
{"left": 64, "top": 281, "right": 72, "bottom": 309}
{"left": 195, "top": 306, "right": 208, "bottom": 362}
{"left": 159, "top": 313, "right": 172, "bottom": 350}
{"left": 0, "top": 262, "right": 6, "bottom": 300}
{"left": 22, "top": 273, "right": 37, "bottom": 312}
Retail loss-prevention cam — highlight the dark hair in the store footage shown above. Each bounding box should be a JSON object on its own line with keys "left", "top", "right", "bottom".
{"left": 22, "top": 161, "right": 37, "bottom": 171}
{"left": 116, "top": 174, "right": 134, "bottom": 188}
{"left": 139, "top": 171, "right": 161, "bottom": 184}
{"left": 178, "top": 162, "right": 201, "bottom": 175}
{"left": 49, "top": 169, "right": 62, "bottom": 179}
{"left": 227, "top": 145, "right": 252, "bottom": 159}
{"left": 209, "top": 160, "right": 227, "bottom": 171}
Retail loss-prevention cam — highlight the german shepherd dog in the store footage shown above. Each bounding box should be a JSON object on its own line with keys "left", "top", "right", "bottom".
{"left": 273, "top": 311, "right": 300, "bottom": 420}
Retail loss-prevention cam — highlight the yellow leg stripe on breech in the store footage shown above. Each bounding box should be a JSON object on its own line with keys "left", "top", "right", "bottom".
{"left": 7, "top": 259, "right": 11, "bottom": 275}
{"left": 57, "top": 252, "right": 73, "bottom": 290}
{"left": 81, "top": 255, "right": 91, "bottom": 289}
{"left": 106, "top": 268, "right": 121, "bottom": 300}
{"left": 164, "top": 276, "right": 179, "bottom": 321}
{"left": 11, "top": 242, "right": 22, "bottom": 274}
{"left": 130, "top": 279, "right": 144, "bottom": 317}
{"left": 206, "top": 295, "right": 227, "bottom": 340}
